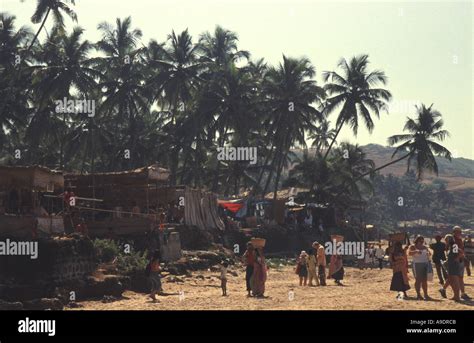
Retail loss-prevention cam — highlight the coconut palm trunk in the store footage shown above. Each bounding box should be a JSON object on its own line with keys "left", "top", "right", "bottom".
{"left": 27, "top": 8, "right": 51, "bottom": 52}
{"left": 323, "top": 120, "right": 344, "bottom": 160}
{"left": 335, "top": 152, "right": 412, "bottom": 200}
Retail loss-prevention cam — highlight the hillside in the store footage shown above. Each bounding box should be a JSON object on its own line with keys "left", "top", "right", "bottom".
{"left": 291, "top": 144, "right": 474, "bottom": 190}
{"left": 361, "top": 144, "right": 474, "bottom": 178}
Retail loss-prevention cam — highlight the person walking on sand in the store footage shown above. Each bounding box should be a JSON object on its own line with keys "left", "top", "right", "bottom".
{"left": 439, "top": 234, "right": 462, "bottom": 301}
{"left": 375, "top": 243, "right": 385, "bottom": 270}
{"left": 307, "top": 248, "right": 319, "bottom": 286}
{"left": 146, "top": 251, "right": 163, "bottom": 303}
{"left": 242, "top": 242, "right": 255, "bottom": 297}
{"left": 408, "top": 235, "right": 431, "bottom": 300}
{"left": 440, "top": 227, "right": 472, "bottom": 300}
{"left": 430, "top": 234, "right": 447, "bottom": 285}
{"left": 251, "top": 247, "right": 267, "bottom": 297}
{"left": 363, "top": 247, "right": 371, "bottom": 269}
{"left": 220, "top": 261, "right": 228, "bottom": 296}
{"left": 453, "top": 226, "right": 471, "bottom": 299}
{"left": 296, "top": 251, "right": 309, "bottom": 286}
{"left": 328, "top": 254, "right": 344, "bottom": 286}
{"left": 314, "top": 241, "right": 326, "bottom": 286}
{"left": 465, "top": 235, "right": 474, "bottom": 276}
{"left": 390, "top": 241, "right": 410, "bottom": 299}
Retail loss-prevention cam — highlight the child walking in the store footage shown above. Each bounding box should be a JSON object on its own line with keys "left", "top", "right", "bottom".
{"left": 220, "top": 261, "right": 228, "bottom": 296}
{"left": 146, "top": 251, "right": 163, "bottom": 303}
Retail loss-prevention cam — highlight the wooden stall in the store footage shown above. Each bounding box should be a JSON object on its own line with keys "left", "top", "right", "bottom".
{"left": 0, "top": 165, "right": 64, "bottom": 238}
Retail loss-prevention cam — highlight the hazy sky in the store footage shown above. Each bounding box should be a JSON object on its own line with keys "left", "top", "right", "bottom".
{"left": 2, "top": 0, "right": 473, "bottom": 158}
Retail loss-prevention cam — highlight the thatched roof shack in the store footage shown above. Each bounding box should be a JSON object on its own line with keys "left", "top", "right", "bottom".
{"left": 64, "top": 165, "right": 171, "bottom": 209}
{"left": 65, "top": 164, "right": 170, "bottom": 188}
{"left": 0, "top": 165, "right": 64, "bottom": 192}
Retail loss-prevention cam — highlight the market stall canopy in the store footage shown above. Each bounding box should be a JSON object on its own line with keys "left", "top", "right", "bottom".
{"left": 65, "top": 164, "right": 170, "bottom": 187}
{"left": 0, "top": 165, "right": 64, "bottom": 191}
{"left": 218, "top": 199, "right": 244, "bottom": 213}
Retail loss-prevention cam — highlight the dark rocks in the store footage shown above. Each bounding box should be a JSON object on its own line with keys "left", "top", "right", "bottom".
{"left": 101, "top": 295, "right": 120, "bottom": 303}
{"left": 127, "top": 272, "right": 150, "bottom": 293}
{"left": 0, "top": 299, "right": 23, "bottom": 310}
{"left": 79, "top": 275, "right": 125, "bottom": 299}
{"left": 0, "top": 283, "right": 53, "bottom": 302}
{"left": 174, "top": 225, "right": 213, "bottom": 250}
{"left": 166, "top": 276, "right": 184, "bottom": 283}
{"left": 23, "top": 298, "right": 63, "bottom": 311}
{"left": 66, "top": 302, "right": 83, "bottom": 308}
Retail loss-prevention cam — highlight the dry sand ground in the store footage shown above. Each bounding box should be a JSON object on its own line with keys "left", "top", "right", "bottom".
{"left": 71, "top": 264, "right": 474, "bottom": 310}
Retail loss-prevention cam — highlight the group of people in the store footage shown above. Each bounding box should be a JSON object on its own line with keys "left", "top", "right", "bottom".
{"left": 296, "top": 241, "right": 344, "bottom": 287}
{"left": 361, "top": 244, "right": 386, "bottom": 270}
{"left": 284, "top": 210, "right": 325, "bottom": 233}
{"left": 144, "top": 226, "right": 473, "bottom": 304}
{"left": 390, "top": 226, "right": 472, "bottom": 302}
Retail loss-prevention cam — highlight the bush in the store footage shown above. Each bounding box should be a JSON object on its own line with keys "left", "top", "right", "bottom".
{"left": 93, "top": 239, "right": 121, "bottom": 263}
{"left": 116, "top": 251, "right": 148, "bottom": 276}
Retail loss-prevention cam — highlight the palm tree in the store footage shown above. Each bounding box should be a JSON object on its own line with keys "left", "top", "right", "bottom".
{"left": 0, "top": 14, "right": 32, "bottom": 151}
{"left": 146, "top": 29, "right": 202, "bottom": 184}
{"left": 339, "top": 104, "right": 451, "bottom": 196}
{"left": 28, "top": 25, "right": 98, "bottom": 169}
{"left": 322, "top": 54, "right": 391, "bottom": 159}
{"left": 95, "top": 16, "right": 149, "bottom": 169}
{"left": 309, "top": 118, "right": 336, "bottom": 154}
{"left": 261, "top": 55, "right": 325, "bottom": 199}
{"left": 197, "top": 25, "right": 249, "bottom": 68}
{"left": 28, "top": 0, "right": 77, "bottom": 52}
{"left": 196, "top": 26, "right": 250, "bottom": 192}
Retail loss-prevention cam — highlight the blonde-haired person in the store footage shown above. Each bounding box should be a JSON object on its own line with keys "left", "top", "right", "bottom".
{"left": 296, "top": 251, "right": 309, "bottom": 286}
{"left": 307, "top": 248, "right": 319, "bottom": 286}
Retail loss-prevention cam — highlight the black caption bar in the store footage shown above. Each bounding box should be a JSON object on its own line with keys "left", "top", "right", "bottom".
{"left": 0, "top": 310, "right": 472, "bottom": 339}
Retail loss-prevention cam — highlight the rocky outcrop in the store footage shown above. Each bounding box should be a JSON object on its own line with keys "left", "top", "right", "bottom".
{"left": 23, "top": 298, "right": 63, "bottom": 310}
{"left": 0, "top": 299, "right": 23, "bottom": 310}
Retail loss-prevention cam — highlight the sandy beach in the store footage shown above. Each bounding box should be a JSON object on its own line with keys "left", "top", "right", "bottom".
{"left": 70, "top": 264, "right": 474, "bottom": 311}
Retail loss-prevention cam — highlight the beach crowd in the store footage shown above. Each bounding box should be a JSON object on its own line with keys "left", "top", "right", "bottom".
{"left": 145, "top": 226, "right": 473, "bottom": 303}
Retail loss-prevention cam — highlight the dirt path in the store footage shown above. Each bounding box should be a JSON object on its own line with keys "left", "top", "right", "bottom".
{"left": 70, "top": 265, "right": 474, "bottom": 310}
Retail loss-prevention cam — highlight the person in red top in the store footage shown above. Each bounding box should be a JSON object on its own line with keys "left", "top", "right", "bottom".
{"left": 63, "top": 188, "right": 75, "bottom": 208}
{"left": 75, "top": 218, "right": 88, "bottom": 237}
{"left": 147, "top": 251, "right": 162, "bottom": 303}
{"left": 242, "top": 242, "right": 255, "bottom": 297}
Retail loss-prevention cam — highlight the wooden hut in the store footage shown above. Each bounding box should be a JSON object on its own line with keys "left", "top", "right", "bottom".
{"left": 0, "top": 165, "right": 64, "bottom": 238}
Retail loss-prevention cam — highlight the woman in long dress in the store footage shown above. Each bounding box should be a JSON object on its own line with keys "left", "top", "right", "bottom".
{"left": 390, "top": 241, "right": 410, "bottom": 299}
{"left": 328, "top": 254, "right": 344, "bottom": 286}
{"left": 251, "top": 247, "right": 267, "bottom": 297}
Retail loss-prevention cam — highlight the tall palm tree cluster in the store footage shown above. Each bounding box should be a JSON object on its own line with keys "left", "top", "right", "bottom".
{"left": 0, "top": 1, "right": 453, "bottom": 209}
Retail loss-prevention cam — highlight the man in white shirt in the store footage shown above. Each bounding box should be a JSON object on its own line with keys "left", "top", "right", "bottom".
{"left": 374, "top": 244, "right": 386, "bottom": 270}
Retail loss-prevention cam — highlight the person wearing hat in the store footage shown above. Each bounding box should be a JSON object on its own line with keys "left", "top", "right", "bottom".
{"left": 430, "top": 234, "right": 448, "bottom": 285}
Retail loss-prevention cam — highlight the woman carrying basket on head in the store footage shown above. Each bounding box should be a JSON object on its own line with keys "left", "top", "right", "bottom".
{"left": 251, "top": 242, "right": 267, "bottom": 298}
